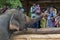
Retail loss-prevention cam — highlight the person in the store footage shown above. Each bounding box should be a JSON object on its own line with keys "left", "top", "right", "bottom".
{"left": 49, "top": 6, "right": 57, "bottom": 27}
{"left": 55, "top": 13, "right": 60, "bottom": 27}
{"left": 45, "top": 6, "right": 50, "bottom": 14}
{"left": 40, "top": 10, "right": 46, "bottom": 28}
{"left": 30, "top": 3, "right": 36, "bottom": 18}
{"left": 46, "top": 6, "right": 55, "bottom": 28}
{"left": 36, "top": 4, "right": 41, "bottom": 28}
{"left": 30, "top": 3, "right": 37, "bottom": 28}
{"left": 52, "top": 7, "right": 57, "bottom": 27}
{"left": 36, "top": 4, "right": 41, "bottom": 15}
{"left": 19, "top": 7, "right": 25, "bottom": 13}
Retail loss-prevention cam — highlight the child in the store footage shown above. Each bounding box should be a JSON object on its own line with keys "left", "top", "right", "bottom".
{"left": 40, "top": 11, "right": 46, "bottom": 28}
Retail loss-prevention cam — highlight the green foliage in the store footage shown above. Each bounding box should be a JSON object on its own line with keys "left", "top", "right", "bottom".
{"left": 10, "top": 0, "right": 22, "bottom": 8}
{"left": 0, "top": 0, "right": 22, "bottom": 8}
{"left": 0, "top": 0, "right": 6, "bottom": 7}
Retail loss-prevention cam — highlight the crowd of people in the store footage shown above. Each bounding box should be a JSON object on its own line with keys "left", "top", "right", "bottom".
{"left": 29, "top": 3, "right": 60, "bottom": 28}
{"left": 0, "top": 3, "right": 60, "bottom": 28}
{"left": 0, "top": 2, "right": 60, "bottom": 40}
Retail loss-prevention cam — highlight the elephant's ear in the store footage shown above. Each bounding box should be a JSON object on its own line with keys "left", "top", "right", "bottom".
{"left": 9, "top": 14, "right": 19, "bottom": 31}
{"left": 9, "top": 23, "right": 19, "bottom": 30}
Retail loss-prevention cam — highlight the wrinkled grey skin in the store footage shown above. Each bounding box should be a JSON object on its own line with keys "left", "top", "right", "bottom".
{"left": 0, "top": 13, "right": 12, "bottom": 40}
{"left": 10, "top": 12, "right": 27, "bottom": 31}
{"left": 0, "top": 9, "right": 27, "bottom": 40}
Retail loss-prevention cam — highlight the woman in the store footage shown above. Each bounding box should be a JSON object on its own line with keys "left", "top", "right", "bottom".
{"left": 36, "top": 4, "right": 41, "bottom": 28}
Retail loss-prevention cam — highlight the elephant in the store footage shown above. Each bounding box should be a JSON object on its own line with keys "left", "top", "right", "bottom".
{"left": 0, "top": 9, "right": 19, "bottom": 40}
{"left": 9, "top": 9, "right": 43, "bottom": 31}
{"left": 0, "top": 9, "right": 43, "bottom": 40}
{"left": 0, "top": 12, "right": 12, "bottom": 40}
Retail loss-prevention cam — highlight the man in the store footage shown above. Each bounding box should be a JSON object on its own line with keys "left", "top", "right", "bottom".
{"left": 30, "top": 3, "right": 38, "bottom": 28}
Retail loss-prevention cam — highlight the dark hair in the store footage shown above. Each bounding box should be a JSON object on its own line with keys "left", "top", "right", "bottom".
{"left": 41, "top": 9, "right": 46, "bottom": 13}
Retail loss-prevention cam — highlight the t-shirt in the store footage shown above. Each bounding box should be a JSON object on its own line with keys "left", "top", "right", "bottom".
{"left": 30, "top": 6, "right": 36, "bottom": 13}
{"left": 36, "top": 6, "right": 40, "bottom": 13}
